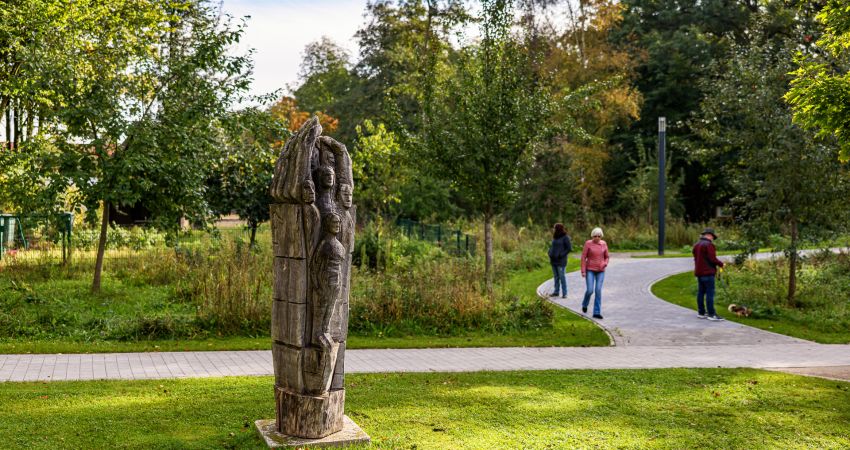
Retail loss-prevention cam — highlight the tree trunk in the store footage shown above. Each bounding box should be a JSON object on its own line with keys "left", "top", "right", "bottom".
{"left": 484, "top": 212, "right": 494, "bottom": 295}
{"left": 4, "top": 100, "right": 10, "bottom": 150}
{"left": 92, "top": 202, "right": 110, "bottom": 293}
{"left": 13, "top": 99, "right": 20, "bottom": 151}
{"left": 249, "top": 222, "right": 258, "bottom": 248}
{"left": 25, "top": 105, "right": 33, "bottom": 142}
{"left": 36, "top": 111, "right": 43, "bottom": 138}
{"left": 787, "top": 218, "right": 798, "bottom": 305}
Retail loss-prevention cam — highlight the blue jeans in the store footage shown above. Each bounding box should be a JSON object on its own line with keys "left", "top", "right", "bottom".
{"left": 582, "top": 270, "right": 605, "bottom": 315}
{"left": 696, "top": 275, "right": 716, "bottom": 316}
{"left": 551, "top": 264, "right": 567, "bottom": 296}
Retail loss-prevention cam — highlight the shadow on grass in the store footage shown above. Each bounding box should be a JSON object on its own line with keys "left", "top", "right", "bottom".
{"left": 348, "top": 370, "right": 850, "bottom": 449}
{"left": 2, "top": 370, "right": 849, "bottom": 449}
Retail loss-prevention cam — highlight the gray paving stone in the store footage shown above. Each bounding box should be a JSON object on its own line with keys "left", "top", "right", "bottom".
{"left": 7, "top": 343, "right": 847, "bottom": 382}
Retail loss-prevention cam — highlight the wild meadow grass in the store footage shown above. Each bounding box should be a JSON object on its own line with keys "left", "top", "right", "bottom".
{"left": 652, "top": 250, "right": 850, "bottom": 343}
{"left": 538, "top": 219, "right": 742, "bottom": 252}
{"left": 0, "top": 221, "right": 607, "bottom": 352}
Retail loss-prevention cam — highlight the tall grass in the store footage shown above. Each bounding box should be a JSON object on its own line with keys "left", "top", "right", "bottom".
{"left": 1, "top": 233, "right": 272, "bottom": 339}
{"left": 1, "top": 221, "right": 556, "bottom": 341}
{"left": 350, "top": 257, "right": 551, "bottom": 336}
{"left": 351, "top": 221, "right": 553, "bottom": 336}
{"left": 188, "top": 241, "right": 272, "bottom": 335}
{"left": 731, "top": 250, "right": 850, "bottom": 315}
{"left": 468, "top": 218, "right": 741, "bottom": 254}
{"left": 0, "top": 217, "right": 754, "bottom": 344}
{"left": 559, "top": 219, "right": 741, "bottom": 251}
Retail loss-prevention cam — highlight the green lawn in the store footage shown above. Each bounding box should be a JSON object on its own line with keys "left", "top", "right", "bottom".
{"left": 0, "top": 257, "right": 609, "bottom": 353}
{"left": 0, "top": 337, "right": 272, "bottom": 354}
{"left": 1, "top": 369, "right": 847, "bottom": 449}
{"left": 651, "top": 267, "right": 850, "bottom": 344}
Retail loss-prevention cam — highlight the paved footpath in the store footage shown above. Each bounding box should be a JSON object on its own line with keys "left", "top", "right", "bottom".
{"left": 537, "top": 254, "right": 808, "bottom": 346}
{"left": 2, "top": 253, "right": 849, "bottom": 382}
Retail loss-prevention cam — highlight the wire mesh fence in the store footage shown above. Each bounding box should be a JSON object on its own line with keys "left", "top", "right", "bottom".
{"left": 0, "top": 215, "right": 475, "bottom": 271}
{"left": 395, "top": 218, "right": 476, "bottom": 256}
{"left": 0, "top": 213, "right": 73, "bottom": 262}
{"left": 0, "top": 223, "right": 262, "bottom": 270}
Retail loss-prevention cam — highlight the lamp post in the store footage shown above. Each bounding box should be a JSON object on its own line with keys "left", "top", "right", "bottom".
{"left": 658, "top": 117, "right": 666, "bottom": 256}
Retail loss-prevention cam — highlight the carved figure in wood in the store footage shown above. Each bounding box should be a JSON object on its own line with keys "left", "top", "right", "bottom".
{"left": 269, "top": 117, "right": 355, "bottom": 439}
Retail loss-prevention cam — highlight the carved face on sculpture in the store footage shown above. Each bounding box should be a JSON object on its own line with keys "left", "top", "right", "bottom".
{"left": 302, "top": 180, "right": 316, "bottom": 204}
{"left": 323, "top": 213, "right": 341, "bottom": 235}
{"left": 318, "top": 166, "right": 335, "bottom": 189}
{"left": 339, "top": 184, "right": 353, "bottom": 209}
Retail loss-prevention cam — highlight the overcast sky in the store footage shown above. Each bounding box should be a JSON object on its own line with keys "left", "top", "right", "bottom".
{"left": 222, "top": 0, "right": 369, "bottom": 101}
{"left": 221, "top": 0, "right": 575, "bottom": 103}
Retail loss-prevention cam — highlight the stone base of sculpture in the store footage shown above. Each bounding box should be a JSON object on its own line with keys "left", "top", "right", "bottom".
{"left": 254, "top": 416, "right": 370, "bottom": 449}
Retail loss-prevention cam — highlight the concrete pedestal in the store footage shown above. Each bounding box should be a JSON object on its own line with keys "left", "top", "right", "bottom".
{"left": 255, "top": 416, "right": 370, "bottom": 448}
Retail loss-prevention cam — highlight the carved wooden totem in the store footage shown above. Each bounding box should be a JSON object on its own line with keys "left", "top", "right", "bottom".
{"left": 270, "top": 117, "right": 354, "bottom": 439}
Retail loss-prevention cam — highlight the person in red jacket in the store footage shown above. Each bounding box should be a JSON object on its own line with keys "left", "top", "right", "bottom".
{"left": 692, "top": 228, "right": 725, "bottom": 321}
{"left": 581, "top": 227, "right": 609, "bottom": 319}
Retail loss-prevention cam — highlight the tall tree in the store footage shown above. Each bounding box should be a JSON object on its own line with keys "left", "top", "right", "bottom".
{"left": 288, "top": 2, "right": 470, "bottom": 221}
{"left": 354, "top": 0, "right": 469, "bottom": 138}
{"left": 351, "top": 120, "right": 405, "bottom": 218}
{"left": 288, "top": 2, "right": 469, "bottom": 145}
{"left": 512, "top": 0, "right": 642, "bottom": 226}
{"left": 269, "top": 96, "right": 338, "bottom": 134}
{"left": 691, "top": 11, "right": 850, "bottom": 304}
{"left": 423, "top": 0, "right": 551, "bottom": 292}
{"left": 291, "top": 37, "right": 355, "bottom": 139}
{"left": 611, "top": 0, "right": 758, "bottom": 220}
{"left": 207, "top": 108, "right": 288, "bottom": 246}
{"left": 1, "top": 1, "right": 252, "bottom": 291}
{"left": 0, "top": 0, "right": 65, "bottom": 151}
{"left": 786, "top": 0, "right": 850, "bottom": 162}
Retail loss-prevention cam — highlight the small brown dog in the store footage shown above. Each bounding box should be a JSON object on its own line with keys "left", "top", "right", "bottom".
{"left": 728, "top": 304, "right": 752, "bottom": 317}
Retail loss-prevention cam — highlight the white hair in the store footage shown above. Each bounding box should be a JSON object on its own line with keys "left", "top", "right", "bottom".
{"left": 591, "top": 227, "right": 604, "bottom": 238}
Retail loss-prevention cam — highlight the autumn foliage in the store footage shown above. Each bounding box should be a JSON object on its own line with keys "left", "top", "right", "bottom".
{"left": 269, "top": 96, "right": 338, "bottom": 134}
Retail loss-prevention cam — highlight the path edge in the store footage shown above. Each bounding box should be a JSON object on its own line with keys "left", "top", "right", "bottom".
{"left": 535, "top": 278, "right": 617, "bottom": 347}
{"left": 645, "top": 265, "right": 815, "bottom": 345}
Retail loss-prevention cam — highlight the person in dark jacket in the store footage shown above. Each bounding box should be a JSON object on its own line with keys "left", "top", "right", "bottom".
{"left": 548, "top": 223, "right": 572, "bottom": 298}
{"left": 692, "top": 228, "right": 725, "bottom": 321}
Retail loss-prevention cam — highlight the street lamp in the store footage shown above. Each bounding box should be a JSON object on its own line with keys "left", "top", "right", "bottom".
{"left": 658, "top": 117, "right": 666, "bottom": 256}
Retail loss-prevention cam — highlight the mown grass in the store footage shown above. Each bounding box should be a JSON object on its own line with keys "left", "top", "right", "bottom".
{"left": 0, "top": 369, "right": 847, "bottom": 449}
{"left": 651, "top": 251, "right": 850, "bottom": 344}
{"left": 0, "top": 337, "right": 271, "bottom": 354}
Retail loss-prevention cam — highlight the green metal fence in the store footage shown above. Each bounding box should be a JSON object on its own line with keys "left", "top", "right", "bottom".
{"left": 0, "top": 213, "right": 73, "bottom": 262}
{"left": 395, "top": 218, "right": 476, "bottom": 256}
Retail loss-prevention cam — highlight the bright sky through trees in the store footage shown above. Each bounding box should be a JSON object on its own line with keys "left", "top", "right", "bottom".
{"left": 222, "top": 0, "right": 583, "bottom": 100}
{"left": 223, "top": 0, "right": 366, "bottom": 99}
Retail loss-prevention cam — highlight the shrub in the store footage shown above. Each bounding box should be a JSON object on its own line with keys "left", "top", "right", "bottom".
{"left": 567, "top": 219, "right": 741, "bottom": 251}
{"left": 724, "top": 251, "right": 850, "bottom": 334}
{"left": 73, "top": 227, "right": 167, "bottom": 251}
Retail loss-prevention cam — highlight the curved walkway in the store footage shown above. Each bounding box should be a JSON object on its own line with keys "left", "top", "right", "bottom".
{"left": 1, "top": 254, "right": 849, "bottom": 382}
{"left": 536, "top": 254, "right": 806, "bottom": 346}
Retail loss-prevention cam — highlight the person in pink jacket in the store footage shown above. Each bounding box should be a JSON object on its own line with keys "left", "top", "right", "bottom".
{"left": 581, "top": 227, "right": 609, "bottom": 319}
